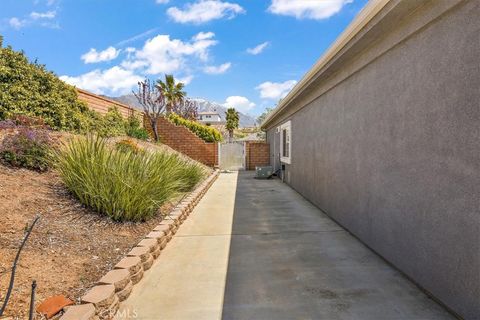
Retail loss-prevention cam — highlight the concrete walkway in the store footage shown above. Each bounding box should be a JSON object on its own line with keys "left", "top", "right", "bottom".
{"left": 118, "top": 172, "right": 453, "bottom": 320}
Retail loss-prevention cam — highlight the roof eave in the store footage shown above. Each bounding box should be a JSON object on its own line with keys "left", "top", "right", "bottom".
{"left": 261, "top": 0, "right": 391, "bottom": 130}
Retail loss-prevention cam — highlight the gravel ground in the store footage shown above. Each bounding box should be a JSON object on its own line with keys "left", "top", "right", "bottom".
{"left": 0, "top": 136, "right": 208, "bottom": 318}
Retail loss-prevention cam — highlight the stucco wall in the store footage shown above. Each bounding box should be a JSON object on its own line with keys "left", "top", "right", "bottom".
{"left": 266, "top": 1, "right": 479, "bottom": 319}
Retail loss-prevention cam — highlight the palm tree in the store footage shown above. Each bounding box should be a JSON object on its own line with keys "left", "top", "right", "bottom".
{"left": 157, "top": 74, "right": 186, "bottom": 114}
{"left": 225, "top": 107, "right": 239, "bottom": 142}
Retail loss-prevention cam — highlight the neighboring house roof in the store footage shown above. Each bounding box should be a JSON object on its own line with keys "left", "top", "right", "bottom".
{"left": 199, "top": 111, "right": 220, "bottom": 115}
{"left": 261, "top": 0, "right": 391, "bottom": 129}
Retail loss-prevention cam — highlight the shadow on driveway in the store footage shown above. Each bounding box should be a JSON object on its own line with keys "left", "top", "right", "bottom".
{"left": 221, "top": 171, "right": 454, "bottom": 320}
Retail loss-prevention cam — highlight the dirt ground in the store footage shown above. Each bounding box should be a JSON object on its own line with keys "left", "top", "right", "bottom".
{"left": 0, "top": 165, "right": 183, "bottom": 319}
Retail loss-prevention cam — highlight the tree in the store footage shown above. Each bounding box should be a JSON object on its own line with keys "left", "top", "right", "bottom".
{"left": 225, "top": 107, "right": 239, "bottom": 142}
{"left": 0, "top": 44, "right": 93, "bottom": 132}
{"left": 157, "top": 74, "right": 186, "bottom": 114}
{"left": 256, "top": 107, "right": 274, "bottom": 126}
{"left": 172, "top": 99, "right": 198, "bottom": 121}
{"left": 133, "top": 79, "right": 167, "bottom": 142}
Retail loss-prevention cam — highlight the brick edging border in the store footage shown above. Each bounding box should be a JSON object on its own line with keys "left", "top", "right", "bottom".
{"left": 60, "top": 170, "right": 220, "bottom": 320}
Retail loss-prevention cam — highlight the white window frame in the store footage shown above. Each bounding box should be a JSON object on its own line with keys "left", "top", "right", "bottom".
{"left": 280, "top": 121, "right": 291, "bottom": 164}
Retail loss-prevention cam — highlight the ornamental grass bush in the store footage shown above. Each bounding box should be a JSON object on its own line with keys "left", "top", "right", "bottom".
{"left": 55, "top": 135, "right": 206, "bottom": 222}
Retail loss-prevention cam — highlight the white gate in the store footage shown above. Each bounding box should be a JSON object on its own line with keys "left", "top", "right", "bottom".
{"left": 219, "top": 141, "right": 245, "bottom": 170}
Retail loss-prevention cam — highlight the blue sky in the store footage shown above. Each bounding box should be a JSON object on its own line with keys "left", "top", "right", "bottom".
{"left": 0, "top": 0, "right": 368, "bottom": 116}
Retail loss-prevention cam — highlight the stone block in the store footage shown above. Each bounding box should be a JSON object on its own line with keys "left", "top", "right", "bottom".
{"left": 60, "top": 304, "right": 96, "bottom": 320}
{"left": 98, "top": 294, "right": 119, "bottom": 320}
{"left": 114, "top": 256, "right": 142, "bottom": 275}
{"left": 151, "top": 245, "right": 162, "bottom": 259}
{"left": 81, "top": 285, "right": 116, "bottom": 309}
{"left": 130, "top": 266, "right": 144, "bottom": 284}
{"left": 146, "top": 231, "right": 166, "bottom": 243}
{"left": 143, "top": 254, "right": 154, "bottom": 270}
{"left": 153, "top": 224, "right": 169, "bottom": 235}
{"left": 116, "top": 280, "right": 133, "bottom": 302}
{"left": 159, "top": 238, "right": 167, "bottom": 250}
{"left": 127, "top": 246, "right": 151, "bottom": 263}
{"left": 137, "top": 238, "right": 159, "bottom": 253}
{"left": 98, "top": 269, "right": 130, "bottom": 292}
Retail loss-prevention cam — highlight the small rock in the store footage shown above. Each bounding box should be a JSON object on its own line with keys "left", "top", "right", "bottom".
{"left": 36, "top": 295, "right": 74, "bottom": 319}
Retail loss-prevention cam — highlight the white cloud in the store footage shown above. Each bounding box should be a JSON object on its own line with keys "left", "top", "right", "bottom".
{"left": 268, "top": 0, "right": 352, "bottom": 20}
{"left": 177, "top": 75, "right": 194, "bottom": 85}
{"left": 60, "top": 66, "right": 142, "bottom": 95}
{"left": 8, "top": 9, "right": 58, "bottom": 29}
{"left": 123, "top": 32, "right": 218, "bottom": 74}
{"left": 30, "top": 11, "right": 56, "bottom": 19}
{"left": 167, "top": 0, "right": 245, "bottom": 24}
{"left": 256, "top": 80, "right": 297, "bottom": 100}
{"left": 8, "top": 17, "right": 26, "bottom": 29}
{"left": 193, "top": 31, "right": 215, "bottom": 41}
{"left": 203, "top": 62, "right": 231, "bottom": 74}
{"left": 63, "top": 31, "right": 222, "bottom": 95}
{"left": 223, "top": 96, "right": 256, "bottom": 113}
{"left": 81, "top": 47, "right": 120, "bottom": 64}
{"left": 246, "top": 41, "right": 270, "bottom": 55}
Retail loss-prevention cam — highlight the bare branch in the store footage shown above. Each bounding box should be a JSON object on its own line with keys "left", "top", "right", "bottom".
{"left": 133, "top": 79, "right": 167, "bottom": 141}
{"left": 172, "top": 99, "right": 198, "bottom": 121}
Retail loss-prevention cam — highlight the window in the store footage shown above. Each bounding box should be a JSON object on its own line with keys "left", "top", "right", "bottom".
{"left": 280, "top": 121, "right": 291, "bottom": 164}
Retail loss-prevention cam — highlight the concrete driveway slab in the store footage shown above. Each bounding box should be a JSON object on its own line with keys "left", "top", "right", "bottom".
{"left": 117, "top": 171, "right": 454, "bottom": 320}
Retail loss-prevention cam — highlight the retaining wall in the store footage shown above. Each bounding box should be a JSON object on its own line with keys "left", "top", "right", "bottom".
{"left": 145, "top": 116, "right": 218, "bottom": 167}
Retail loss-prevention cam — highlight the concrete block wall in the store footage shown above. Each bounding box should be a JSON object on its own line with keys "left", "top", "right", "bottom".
{"left": 146, "top": 116, "right": 218, "bottom": 167}
{"left": 245, "top": 141, "right": 270, "bottom": 170}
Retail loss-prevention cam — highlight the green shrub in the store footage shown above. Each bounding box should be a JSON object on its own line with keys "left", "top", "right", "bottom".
{"left": 167, "top": 113, "right": 222, "bottom": 142}
{"left": 55, "top": 136, "right": 205, "bottom": 221}
{"left": 127, "top": 127, "right": 150, "bottom": 140}
{"left": 0, "top": 127, "right": 52, "bottom": 171}
{"left": 125, "top": 114, "right": 149, "bottom": 140}
{"left": 89, "top": 107, "right": 126, "bottom": 137}
{"left": 0, "top": 45, "right": 94, "bottom": 132}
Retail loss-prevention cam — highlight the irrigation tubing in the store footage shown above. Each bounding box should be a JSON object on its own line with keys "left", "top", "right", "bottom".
{"left": 29, "top": 280, "right": 37, "bottom": 320}
{"left": 0, "top": 215, "right": 40, "bottom": 316}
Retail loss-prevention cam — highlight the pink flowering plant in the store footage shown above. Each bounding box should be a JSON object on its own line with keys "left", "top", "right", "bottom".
{"left": 0, "top": 120, "right": 52, "bottom": 171}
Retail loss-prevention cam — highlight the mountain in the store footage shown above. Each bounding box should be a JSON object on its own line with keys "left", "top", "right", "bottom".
{"left": 109, "top": 94, "right": 257, "bottom": 128}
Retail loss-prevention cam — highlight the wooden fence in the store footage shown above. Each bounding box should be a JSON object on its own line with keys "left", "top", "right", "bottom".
{"left": 77, "top": 89, "right": 137, "bottom": 119}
